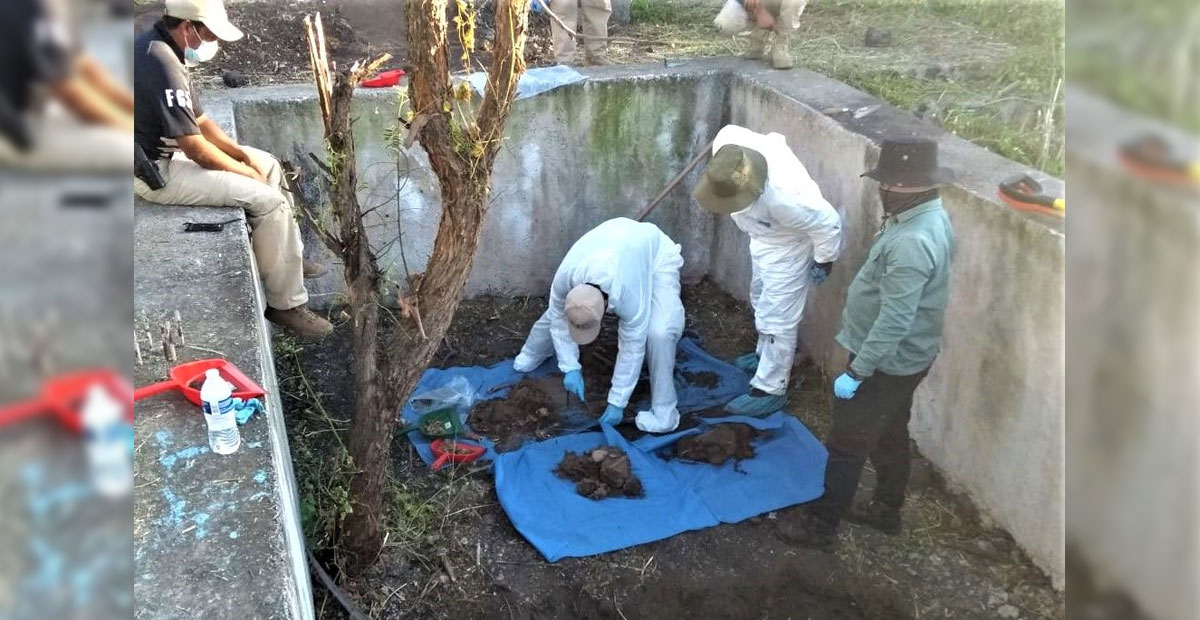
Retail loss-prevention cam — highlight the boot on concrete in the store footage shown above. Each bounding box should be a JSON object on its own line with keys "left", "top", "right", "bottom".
{"left": 770, "top": 30, "right": 795, "bottom": 69}
{"left": 744, "top": 29, "right": 770, "bottom": 60}
{"left": 265, "top": 305, "right": 334, "bottom": 339}
{"left": 302, "top": 260, "right": 329, "bottom": 280}
{"left": 845, "top": 500, "right": 903, "bottom": 536}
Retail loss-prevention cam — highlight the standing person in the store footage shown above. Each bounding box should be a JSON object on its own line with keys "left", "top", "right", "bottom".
{"left": 0, "top": 0, "right": 133, "bottom": 172}
{"left": 133, "top": 0, "right": 332, "bottom": 338}
{"left": 693, "top": 124, "right": 843, "bottom": 417}
{"left": 547, "top": 0, "right": 612, "bottom": 66}
{"left": 713, "top": 0, "right": 810, "bottom": 69}
{"left": 512, "top": 217, "right": 685, "bottom": 433}
{"left": 780, "top": 137, "right": 956, "bottom": 549}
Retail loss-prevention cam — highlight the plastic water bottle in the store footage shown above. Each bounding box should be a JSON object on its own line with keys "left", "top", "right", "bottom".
{"left": 200, "top": 368, "right": 240, "bottom": 455}
{"left": 82, "top": 384, "right": 132, "bottom": 497}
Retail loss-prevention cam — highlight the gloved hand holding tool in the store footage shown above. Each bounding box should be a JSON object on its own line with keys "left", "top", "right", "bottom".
{"left": 599, "top": 403, "right": 624, "bottom": 425}
{"left": 810, "top": 261, "right": 833, "bottom": 285}
{"left": 833, "top": 372, "right": 862, "bottom": 400}
{"left": 563, "top": 369, "right": 586, "bottom": 402}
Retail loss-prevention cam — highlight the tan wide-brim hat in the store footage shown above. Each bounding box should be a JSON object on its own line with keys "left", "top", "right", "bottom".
{"left": 692, "top": 144, "right": 768, "bottom": 215}
{"left": 564, "top": 284, "right": 605, "bottom": 345}
{"left": 165, "top": 0, "right": 244, "bottom": 42}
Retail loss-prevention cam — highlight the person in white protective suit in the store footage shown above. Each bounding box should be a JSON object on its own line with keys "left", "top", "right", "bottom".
{"left": 512, "top": 217, "right": 686, "bottom": 433}
{"left": 693, "top": 124, "right": 843, "bottom": 417}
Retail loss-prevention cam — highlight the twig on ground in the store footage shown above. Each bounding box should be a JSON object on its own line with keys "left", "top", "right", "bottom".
{"left": 308, "top": 551, "right": 371, "bottom": 620}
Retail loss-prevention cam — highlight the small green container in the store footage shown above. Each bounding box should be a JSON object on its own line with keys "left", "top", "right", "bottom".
{"left": 399, "top": 406, "right": 469, "bottom": 439}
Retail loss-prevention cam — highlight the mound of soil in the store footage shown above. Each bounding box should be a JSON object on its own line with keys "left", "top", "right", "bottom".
{"left": 683, "top": 370, "right": 719, "bottom": 388}
{"left": 555, "top": 448, "right": 644, "bottom": 500}
{"left": 469, "top": 377, "right": 562, "bottom": 451}
{"left": 673, "top": 423, "right": 762, "bottom": 465}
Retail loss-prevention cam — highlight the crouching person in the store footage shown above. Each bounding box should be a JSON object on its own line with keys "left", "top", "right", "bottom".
{"left": 513, "top": 218, "right": 685, "bottom": 433}
{"left": 713, "top": 0, "right": 809, "bottom": 69}
{"left": 133, "top": 0, "right": 331, "bottom": 338}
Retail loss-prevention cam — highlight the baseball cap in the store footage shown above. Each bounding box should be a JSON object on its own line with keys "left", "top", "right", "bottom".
{"left": 564, "top": 285, "right": 605, "bottom": 345}
{"left": 165, "top": 0, "right": 244, "bottom": 42}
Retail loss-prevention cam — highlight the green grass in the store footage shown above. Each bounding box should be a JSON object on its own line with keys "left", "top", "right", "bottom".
{"left": 626, "top": 0, "right": 1066, "bottom": 176}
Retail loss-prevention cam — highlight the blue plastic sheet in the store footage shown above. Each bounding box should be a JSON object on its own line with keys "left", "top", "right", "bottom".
{"left": 465, "top": 64, "right": 585, "bottom": 100}
{"left": 400, "top": 338, "right": 828, "bottom": 561}
{"left": 495, "top": 414, "right": 827, "bottom": 561}
{"left": 400, "top": 336, "right": 749, "bottom": 466}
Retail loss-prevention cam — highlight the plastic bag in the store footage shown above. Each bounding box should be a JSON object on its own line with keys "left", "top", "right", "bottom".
{"left": 409, "top": 376, "right": 476, "bottom": 416}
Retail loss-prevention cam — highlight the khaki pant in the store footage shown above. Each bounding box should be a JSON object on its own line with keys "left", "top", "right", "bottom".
{"left": 0, "top": 108, "right": 132, "bottom": 174}
{"left": 549, "top": 0, "right": 612, "bottom": 63}
{"left": 133, "top": 146, "right": 308, "bottom": 310}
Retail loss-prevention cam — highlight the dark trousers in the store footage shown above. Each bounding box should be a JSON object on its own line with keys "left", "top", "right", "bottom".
{"left": 810, "top": 361, "right": 930, "bottom": 529}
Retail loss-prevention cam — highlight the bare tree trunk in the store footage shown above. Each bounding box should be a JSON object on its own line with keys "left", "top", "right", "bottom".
{"left": 303, "top": 1, "right": 529, "bottom": 570}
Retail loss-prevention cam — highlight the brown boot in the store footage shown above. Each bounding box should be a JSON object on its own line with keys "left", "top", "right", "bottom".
{"left": 302, "top": 260, "right": 329, "bottom": 280}
{"left": 265, "top": 305, "right": 334, "bottom": 339}
{"left": 744, "top": 29, "right": 770, "bottom": 60}
{"left": 770, "top": 30, "right": 795, "bottom": 69}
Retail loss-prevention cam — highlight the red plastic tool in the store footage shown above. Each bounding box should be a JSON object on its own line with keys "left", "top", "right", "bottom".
{"left": 430, "top": 438, "right": 485, "bottom": 472}
{"left": 1119, "top": 134, "right": 1199, "bottom": 187}
{"left": 133, "top": 359, "right": 265, "bottom": 406}
{"left": 0, "top": 369, "right": 133, "bottom": 434}
{"left": 361, "top": 69, "right": 405, "bottom": 88}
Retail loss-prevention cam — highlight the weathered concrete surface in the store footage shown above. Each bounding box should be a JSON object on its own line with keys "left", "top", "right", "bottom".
{"left": 133, "top": 203, "right": 312, "bottom": 619}
{"left": 1065, "top": 89, "right": 1199, "bottom": 620}
{"left": 217, "top": 57, "right": 1065, "bottom": 587}
{"left": 230, "top": 65, "right": 726, "bottom": 301}
{"left": 0, "top": 176, "right": 133, "bottom": 618}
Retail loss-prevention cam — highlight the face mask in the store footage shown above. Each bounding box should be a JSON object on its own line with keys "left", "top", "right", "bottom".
{"left": 880, "top": 187, "right": 939, "bottom": 214}
{"left": 184, "top": 23, "right": 219, "bottom": 66}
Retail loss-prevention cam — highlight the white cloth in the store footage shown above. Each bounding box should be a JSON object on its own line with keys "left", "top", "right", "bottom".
{"left": 713, "top": 124, "right": 843, "bottom": 395}
{"left": 514, "top": 218, "right": 685, "bottom": 431}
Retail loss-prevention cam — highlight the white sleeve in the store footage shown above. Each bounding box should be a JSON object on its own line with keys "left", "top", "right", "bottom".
{"left": 768, "top": 189, "right": 843, "bottom": 263}
{"left": 605, "top": 269, "right": 651, "bottom": 408}
{"left": 548, "top": 270, "right": 581, "bottom": 373}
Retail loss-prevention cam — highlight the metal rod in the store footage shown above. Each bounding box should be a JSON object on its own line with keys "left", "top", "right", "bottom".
{"left": 636, "top": 136, "right": 717, "bottom": 222}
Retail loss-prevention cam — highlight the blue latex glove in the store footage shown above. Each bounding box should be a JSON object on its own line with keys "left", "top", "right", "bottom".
{"left": 599, "top": 403, "right": 624, "bottom": 425}
{"left": 810, "top": 262, "right": 833, "bottom": 285}
{"left": 833, "top": 372, "right": 862, "bottom": 399}
{"left": 563, "top": 370, "right": 586, "bottom": 401}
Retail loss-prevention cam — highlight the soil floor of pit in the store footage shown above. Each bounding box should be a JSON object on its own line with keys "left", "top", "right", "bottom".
{"left": 275, "top": 280, "right": 1063, "bottom": 619}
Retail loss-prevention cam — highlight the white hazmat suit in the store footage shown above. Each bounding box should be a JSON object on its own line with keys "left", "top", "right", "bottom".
{"left": 513, "top": 218, "right": 686, "bottom": 433}
{"left": 714, "top": 125, "right": 843, "bottom": 395}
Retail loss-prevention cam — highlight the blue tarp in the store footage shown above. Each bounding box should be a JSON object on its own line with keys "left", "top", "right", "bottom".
{"left": 399, "top": 338, "right": 828, "bottom": 562}
{"left": 465, "top": 64, "right": 585, "bottom": 100}
{"left": 399, "top": 336, "right": 749, "bottom": 465}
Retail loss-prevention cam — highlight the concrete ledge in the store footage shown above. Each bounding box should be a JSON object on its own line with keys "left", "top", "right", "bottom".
{"left": 133, "top": 201, "right": 312, "bottom": 619}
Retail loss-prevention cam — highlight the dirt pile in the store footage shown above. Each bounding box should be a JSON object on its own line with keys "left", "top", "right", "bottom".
{"left": 674, "top": 424, "right": 762, "bottom": 465}
{"left": 581, "top": 317, "right": 651, "bottom": 406}
{"left": 469, "top": 378, "right": 561, "bottom": 451}
{"left": 556, "top": 448, "right": 644, "bottom": 500}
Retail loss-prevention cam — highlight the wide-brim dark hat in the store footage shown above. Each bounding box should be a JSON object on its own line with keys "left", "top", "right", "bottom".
{"left": 862, "top": 137, "right": 955, "bottom": 188}
{"left": 693, "top": 144, "right": 768, "bottom": 215}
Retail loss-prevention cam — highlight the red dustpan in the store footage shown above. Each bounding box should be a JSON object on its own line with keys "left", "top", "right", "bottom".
{"left": 133, "top": 359, "right": 265, "bottom": 406}
{"left": 0, "top": 369, "right": 134, "bottom": 434}
{"left": 361, "top": 69, "right": 405, "bottom": 88}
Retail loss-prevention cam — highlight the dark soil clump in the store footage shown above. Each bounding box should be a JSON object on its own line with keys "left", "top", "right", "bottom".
{"left": 555, "top": 448, "right": 644, "bottom": 499}
{"left": 468, "top": 377, "right": 561, "bottom": 451}
{"left": 683, "top": 370, "right": 720, "bottom": 388}
{"left": 674, "top": 423, "right": 762, "bottom": 465}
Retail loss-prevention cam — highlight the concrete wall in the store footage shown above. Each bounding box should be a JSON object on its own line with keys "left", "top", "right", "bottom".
{"left": 220, "top": 58, "right": 1065, "bottom": 587}
{"left": 1065, "top": 89, "right": 1199, "bottom": 620}
{"left": 232, "top": 70, "right": 726, "bottom": 302}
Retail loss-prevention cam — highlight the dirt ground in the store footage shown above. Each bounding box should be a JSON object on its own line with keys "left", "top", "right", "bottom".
{"left": 135, "top": 0, "right": 562, "bottom": 90}
{"left": 276, "top": 279, "right": 1064, "bottom": 619}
